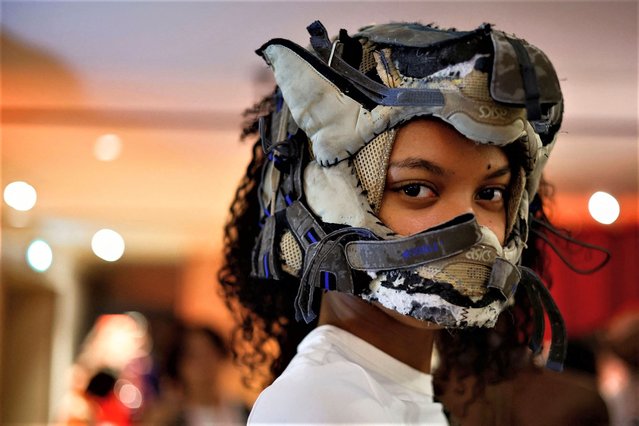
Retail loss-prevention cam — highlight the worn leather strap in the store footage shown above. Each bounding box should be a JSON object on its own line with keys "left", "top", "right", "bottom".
{"left": 345, "top": 214, "right": 480, "bottom": 271}
{"left": 520, "top": 267, "right": 566, "bottom": 370}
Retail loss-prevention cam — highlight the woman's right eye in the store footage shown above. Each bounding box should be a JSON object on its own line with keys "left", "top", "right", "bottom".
{"left": 400, "top": 184, "right": 436, "bottom": 198}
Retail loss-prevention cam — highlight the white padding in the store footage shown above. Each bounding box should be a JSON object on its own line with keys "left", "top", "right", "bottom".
{"left": 363, "top": 282, "right": 503, "bottom": 328}
{"left": 262, "top": 45, "right": 373, "bottom": 164}
{"left": 304, "top": 161, "right": 391, "bottom": 236}
{"left": 446, "top": 113, "right": 527, "bottom": 146}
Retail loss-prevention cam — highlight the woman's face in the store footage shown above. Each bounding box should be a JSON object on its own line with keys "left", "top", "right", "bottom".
{"left": 378, "top": 119, "right": 510, "bottom": 243}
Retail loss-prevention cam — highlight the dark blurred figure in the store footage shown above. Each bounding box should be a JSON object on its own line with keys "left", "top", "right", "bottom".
{"left": 142, "top": 324, "right": 247, "bottom": 425}
{"left": 438, "top": 324, "right": 609, "bottom": 425}
{"left": 85, "top": 370, "right": 131, "bottom": 425}
{"left": 63, "top": 369, "right": 131, "bottom": 426}
{"left": 598, "top": 310, "right": 639, "bottom": 426}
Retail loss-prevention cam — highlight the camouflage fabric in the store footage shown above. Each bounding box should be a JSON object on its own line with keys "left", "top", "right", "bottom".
{"left": 490, "top": 30, "right": 562, "bottom": 106}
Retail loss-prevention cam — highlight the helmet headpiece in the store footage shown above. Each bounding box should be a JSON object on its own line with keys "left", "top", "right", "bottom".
{"left": 251, "top": 21, "right": 566, "bottom": 369}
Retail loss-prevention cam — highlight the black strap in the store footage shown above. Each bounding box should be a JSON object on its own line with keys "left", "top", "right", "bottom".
{"left": 487, "top": 258, "right": 521, "bottom": 300}
{"left": 258, "top": 36, "right": 446, "bottom": 108}
{"left": 345, "top": 214, "right": 480, "bottom": 271}
{"left": 286, "top": 199, "right": 390, "bottom": 322}
{"left": 251, "top": 213, "right": 284, "bottom": 281}
{"left": 295, "top": 238, "right": 355, "bottom": 323}
{"left": 505, "top": 37, "right": 542, "bottom": 121}
{"left": 308, "top": 20, "right": 332, "bottom": 51}
{"left": 520, "top": 267, "right": 567, "bottom": 371}
{"left": 309, "top": 21, "right": 447, "bottom": 108}
{"left": 286, "top": 201, "right": 329, "bottom": 323}
{"left": 520, "top": 269, "right": 545, "bottom": 355}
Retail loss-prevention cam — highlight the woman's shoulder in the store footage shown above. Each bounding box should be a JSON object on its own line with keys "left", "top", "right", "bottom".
{"left": 247, "top": 327, "right": 447, "bottom": 425}
{"left": 248, "top": 361, "right": 389, "bottom": 424}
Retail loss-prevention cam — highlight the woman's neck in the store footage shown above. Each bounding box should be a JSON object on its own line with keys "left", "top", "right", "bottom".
{"left": 317, "top": 291, "right": 438, "bottom": 373}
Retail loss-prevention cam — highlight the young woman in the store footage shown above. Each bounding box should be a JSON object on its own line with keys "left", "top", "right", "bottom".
{"left": 220, "top": 21, "right": 566, "bottom": 424}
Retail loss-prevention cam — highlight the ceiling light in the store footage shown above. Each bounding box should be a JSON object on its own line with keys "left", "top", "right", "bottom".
{"left": 91, "top": 229, "right": 125, "bottom": 261}
{"left": 4, "top": 181, "right": 37, "bottom": 211}
{"left": 26, "top": 239, "right": 53, "bottom": 272}
{"left": 94, "top": 134, "right": 122, "bottom": 162}
{"left": 588, "top": 191, "right": 620, "bottom": 225}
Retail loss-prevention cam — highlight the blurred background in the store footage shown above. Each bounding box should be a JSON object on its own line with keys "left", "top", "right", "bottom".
{"left": 1, "top": 1, "right": 637, "bottom": 424}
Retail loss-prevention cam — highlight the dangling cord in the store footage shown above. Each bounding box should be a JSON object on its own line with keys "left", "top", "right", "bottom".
{"left": 520, "top": 275, "right": 545, "bottom": 355}
{"left": 530, "top": 217, "right": 611, "bottom": 274}
{"left": 520, "top": 267, "right": 567, "bottom": 371}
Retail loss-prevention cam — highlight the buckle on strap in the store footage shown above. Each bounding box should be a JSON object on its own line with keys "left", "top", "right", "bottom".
{"left": 487, "top": 258, "right": 521, "bottom": 300}
{"left": 285, "top": 201, "right": 327, "bottom": 250}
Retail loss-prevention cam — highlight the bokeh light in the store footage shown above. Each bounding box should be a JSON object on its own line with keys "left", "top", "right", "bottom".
{"left": 26, "top": 239, "right": 53, "bottom": 272}
{"left": 94, "top": 134, "right": 122, "bottom": 161}
{"left": 91, "top": 229, "right": 125, "bottom": 261}
{"left": 3, "top": 181, "right": 37, "bottom": 211}
{"left": 588, "top": 191, "right": 620, "bottom": 225}
{"left": 115, "top": 380, "right": 143, "bottom": 409}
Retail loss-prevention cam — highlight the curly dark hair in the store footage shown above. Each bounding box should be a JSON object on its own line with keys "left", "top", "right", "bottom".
{"left": 218, "top": 95, "right": 316, "bottom": 388}
{"left": 218, "top": 94, "right": 556, "bottom": 405}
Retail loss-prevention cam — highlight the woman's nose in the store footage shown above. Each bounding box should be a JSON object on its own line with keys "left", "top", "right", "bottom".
{"left": 443, "top": 196, "right": 475, "bottom": 219}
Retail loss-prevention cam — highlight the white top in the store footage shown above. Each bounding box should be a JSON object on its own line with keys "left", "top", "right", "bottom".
{"left": 248, "top": 325, "right": 448, "bottom": 425}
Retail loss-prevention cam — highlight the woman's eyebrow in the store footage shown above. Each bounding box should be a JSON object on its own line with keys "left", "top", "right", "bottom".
{"left": 388, "top": 158, "right": 446, "bottom": 176}
{"left": 485, "top": 165, "right": 511, "bottom": 179}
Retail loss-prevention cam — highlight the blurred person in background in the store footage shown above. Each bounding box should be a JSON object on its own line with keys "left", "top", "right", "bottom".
{"left": 142, "top": 323, "right": 247, "bottom": 425}
{"left": 598, "top": 309, "right": 639, "bottom": 426}
{"left": 66, "top": 369, "right": 130, "bottom": 426}
{"left": 57, "top": 313, "right": 152, "bottom": 425}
